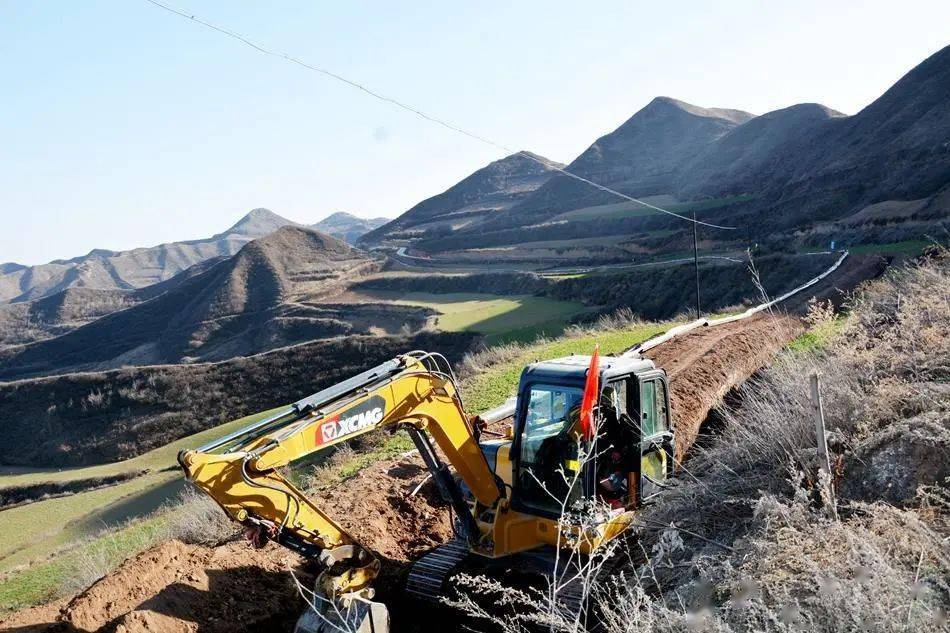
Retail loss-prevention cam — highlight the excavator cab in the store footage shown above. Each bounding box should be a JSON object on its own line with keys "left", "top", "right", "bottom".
{"left": 509, "top": 354, "right": 674, "bottom": 519}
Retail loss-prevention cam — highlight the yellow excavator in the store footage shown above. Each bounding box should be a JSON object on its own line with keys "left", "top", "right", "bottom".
{"left": 179, "top": 350, "right": 673, "bottom": 632}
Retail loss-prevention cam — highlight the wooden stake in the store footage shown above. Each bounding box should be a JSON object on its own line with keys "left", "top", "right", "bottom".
{"left": 810, "top": 372, "right": 837, "bottom": 515}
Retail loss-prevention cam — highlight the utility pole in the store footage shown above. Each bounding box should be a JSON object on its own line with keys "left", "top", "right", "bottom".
{"left": 692, "top": 211, "right": 701, "bottom": 318}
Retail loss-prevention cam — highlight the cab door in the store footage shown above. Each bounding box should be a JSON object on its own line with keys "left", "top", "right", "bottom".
{"left": 638, "top": 374, "right": 673, "bottom": 502}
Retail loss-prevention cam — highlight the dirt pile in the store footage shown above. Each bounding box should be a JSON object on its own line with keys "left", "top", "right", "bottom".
{"left": 311, "top": 459, "right": 453, "bottom": 564}
{"left": 646, "top": 314, "right": 802, "bottom": 460}
{"left": 0, "top": 456, "right": 452, "bottom": 632}
{"left": 60, "top": 539, "right": 308, "bottom": 632}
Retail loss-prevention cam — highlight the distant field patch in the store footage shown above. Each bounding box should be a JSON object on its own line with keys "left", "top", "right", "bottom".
{"left": 553, "top": 194, "right": 756, "bottom": 222}
{"left": 848, "top": 240, "right": 931, "bottom": 256}
{"left": 363, "top": 291, "right": 589, "bottom": 342}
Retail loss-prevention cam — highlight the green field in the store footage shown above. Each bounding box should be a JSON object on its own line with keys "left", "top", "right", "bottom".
{"left": 847, "top": 240, "right": 931, "bottom": 256}
{"left": 0, "top": 408, "right": 280, "bottom": 576}
{"left": 368, "top": 291, "right": 589, "bottom": 342}
{"left": 552, "top": 194, "right": 756, "bottom": 222}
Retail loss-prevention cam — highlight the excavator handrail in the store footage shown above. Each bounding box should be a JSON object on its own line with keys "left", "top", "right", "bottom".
{"left": 197, "top": 355, "right": 415, "bottom": 454}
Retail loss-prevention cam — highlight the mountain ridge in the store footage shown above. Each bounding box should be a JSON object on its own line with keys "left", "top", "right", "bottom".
{"left": 0, "top": 208, "right": 302, "bottom": 304}
{"left": 0, "top": 226, "right": 384, "bottom": 379}
{"left": 397, "top": 44, "right": 950, "bottom": 252}
{"left": 312, "top": 212, "right": 389, "bottom": 244}
{"left": 358, "top": 151, "right": 564, "bottom": 245}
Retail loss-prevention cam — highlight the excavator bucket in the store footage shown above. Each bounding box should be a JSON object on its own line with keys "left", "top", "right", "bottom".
{"left": 295, "top": 594, "right": 390, "bottom": 633}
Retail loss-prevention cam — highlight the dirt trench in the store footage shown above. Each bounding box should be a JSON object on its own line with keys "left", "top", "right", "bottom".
{"left": 1, "top": 254, "right": 884, "bottom": 633}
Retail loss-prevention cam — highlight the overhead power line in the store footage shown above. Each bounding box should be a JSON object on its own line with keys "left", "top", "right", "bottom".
{"left": 143, "top": 0, "right": 739, "bottom": 231}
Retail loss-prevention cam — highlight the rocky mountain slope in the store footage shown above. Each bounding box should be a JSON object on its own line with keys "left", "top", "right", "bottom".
{"left": 358, "top": 151, "right": 563, "bottom": 245}
{"left": 0, "top": 227, "right": 393, "bottom": 380}
{"left": 0, "top": 208, "right": 300, "bottom": 304}
{"left": 740, "top": 43, "right": 950, "bottom": 231}
{"left": 676, "top": 102, "right": 846, "bottom": 198}
{"left": 312, "top": 212, "right": 388, "bottom": 244}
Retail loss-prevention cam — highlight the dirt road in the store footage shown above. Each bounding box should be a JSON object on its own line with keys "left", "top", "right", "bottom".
{"left": 1, "top": 254, "right": 884, "bottom": 633}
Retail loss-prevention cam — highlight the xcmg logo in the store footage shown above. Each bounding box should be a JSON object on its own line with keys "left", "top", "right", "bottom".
{"left": 317, "top": 396, "right": 386, "bottom": 445}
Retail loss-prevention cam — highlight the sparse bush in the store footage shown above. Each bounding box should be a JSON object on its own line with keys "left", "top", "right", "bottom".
{"left": 563, "top": 307, "right": 644, "bottom": 337}
{"left": 58, "top": 543, "right": 114, "bottom": 597}
{"left": 457, "top": 342, "right": 529, "bottom": 380}
{"left": 162, "top": 486, "right": 238, "bottom": 546}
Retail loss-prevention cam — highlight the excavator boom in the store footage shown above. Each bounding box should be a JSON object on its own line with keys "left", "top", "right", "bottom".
{"left": 179, "top": 352, "right": 503, "bottom": 630}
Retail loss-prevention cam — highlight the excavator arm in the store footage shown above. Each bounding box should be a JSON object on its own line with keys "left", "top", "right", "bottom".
{"left": 178, "top": 352, "right": 503, "bottom": 604}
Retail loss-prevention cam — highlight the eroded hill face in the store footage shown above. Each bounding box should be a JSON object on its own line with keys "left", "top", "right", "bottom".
{"left": 0, "top": 227, "right": 410, "bottom": 380}
{"left": 358, "top": 151, "right": 563, "bottom": 245}
{"left": 481, "top": 98, "right": 755, "bottom": 231}
{"left": 0, "top": 208, "right": 299, "bottom": 304}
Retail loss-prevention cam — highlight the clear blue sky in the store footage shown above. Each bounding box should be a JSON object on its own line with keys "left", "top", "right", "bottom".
{"left": 2, "top": 1, "right": 948, "bottom": 265}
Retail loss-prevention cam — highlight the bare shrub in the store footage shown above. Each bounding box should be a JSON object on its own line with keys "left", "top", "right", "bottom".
{"left": 457, "top": 341, "right": 529, "bottom": 380}
{"left": 163, "top": 486, "right": 238, "bottom": 546}
{"left": 563, "top": 307, "right": 645, "bottom": 337}
{"left": 59, "top": 541, "right": 115, "bottom": 597}
{"left": 300, "top": 443, "right": 358, "bottom": 491}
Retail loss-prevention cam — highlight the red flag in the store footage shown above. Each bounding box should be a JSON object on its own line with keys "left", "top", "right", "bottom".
{"left": 578, "top": 346, "right": 600, "bottom": 440}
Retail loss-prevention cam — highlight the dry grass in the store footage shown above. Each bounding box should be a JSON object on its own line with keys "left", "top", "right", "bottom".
{"left": 161, "top": 487, "right": 238, "bottom": 547}
{"left": 450, "top": 251, "right": 950, "bottom": 632}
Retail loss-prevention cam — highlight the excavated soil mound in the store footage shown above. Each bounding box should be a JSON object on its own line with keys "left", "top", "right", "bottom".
{"left": 61, "top": 539, "right": 308, "bottom": 632}
{"left": 1, "top": 457, "right": 452, "bottom": 633}
{"left": 311, "top": 459, "right": 453, "bottom": 564}
{"left": 646, "top": 314, "right": 801, "bottom": 460}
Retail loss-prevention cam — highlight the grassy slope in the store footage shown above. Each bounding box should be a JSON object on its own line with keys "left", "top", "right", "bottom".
{"left": 0, "top": 512, "right": 172, "bottom": 613}
{"left": 0, "top": 408, "right": 283, "bottom": 488}
{"left": 0, "top": 409, "right": 279, "bottom": 578}
{"left": 552, "top": 194, "right": 755, "bottom": 222}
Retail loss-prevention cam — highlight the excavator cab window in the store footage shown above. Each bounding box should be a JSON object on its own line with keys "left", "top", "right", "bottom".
{"left": 595, "top": 379, "right": 637, "bottom": 510}
{"left": 638, "top": 376, "right": 673, "bottom": 501}
{"left": 515, "top": 384, "right": 586, "bottom": 516}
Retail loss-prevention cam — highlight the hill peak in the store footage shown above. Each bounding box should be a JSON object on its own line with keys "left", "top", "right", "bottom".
{"left": 321, "top": 211, "right": 360, "bottom": 222}
{"left": 643, "top": 96, "right": 755, "bottom": 124}
{"left": 224, "top": 208, "right": 299, "bottom": 237}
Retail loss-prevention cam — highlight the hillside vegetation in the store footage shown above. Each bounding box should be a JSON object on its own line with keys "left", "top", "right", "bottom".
{"left": 559, "top": 250, "right": 950, "bottom": 632}
{"left": 360, "top": 253, "right": 841, "bottom": 321}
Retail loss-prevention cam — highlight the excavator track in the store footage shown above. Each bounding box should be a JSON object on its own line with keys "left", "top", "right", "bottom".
{"left": 405, "top": 539, "right": 471, "bottom": 601}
